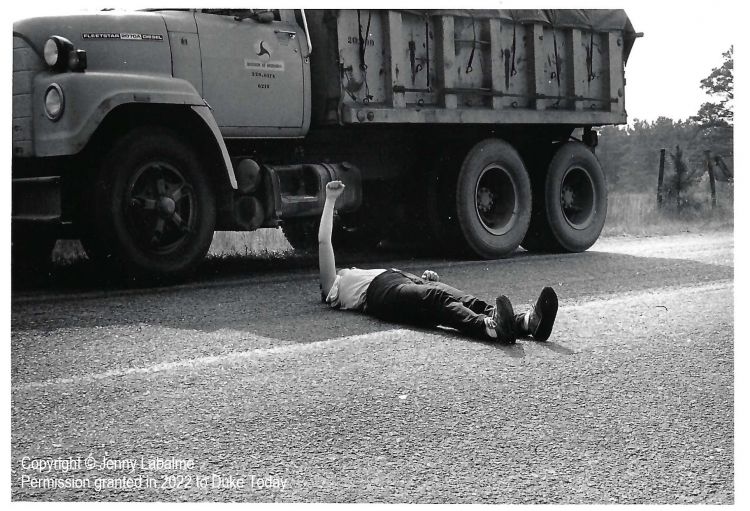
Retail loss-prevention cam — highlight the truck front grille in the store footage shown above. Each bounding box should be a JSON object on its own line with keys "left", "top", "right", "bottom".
{"left": 13, "top": 36, "right": 42, "bottom": 157}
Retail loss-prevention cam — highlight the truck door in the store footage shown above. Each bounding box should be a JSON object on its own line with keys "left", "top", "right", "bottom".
{"left": 195, "top": 9, "right": 305, "bottom": 136}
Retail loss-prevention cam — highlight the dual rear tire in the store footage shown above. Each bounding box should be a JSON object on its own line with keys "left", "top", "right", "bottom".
{"left": 430, "top": 138, "right": 607, "bottom": 259}
{"left": 454, "top": 139, "right": 532, "bottom": 258}
{"left": 522, "top": 142, "right": 607, "bottom": 253}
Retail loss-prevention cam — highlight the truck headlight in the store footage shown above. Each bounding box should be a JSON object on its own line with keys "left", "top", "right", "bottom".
{"left": 44, "top": 84, "right": 64, "bottom": 121}
{"left": 43, "top": 36, "right": 75, "bottom": 71}
{"left": 43, "top": 38, "right": 60, "bottom": 67}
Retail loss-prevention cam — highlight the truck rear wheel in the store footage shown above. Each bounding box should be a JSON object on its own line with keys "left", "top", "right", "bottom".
{"left": 522, "top": 142, "right": 607, "bottom": 252}
{"left": 83, "top": 127, "right": 216, "bottom": 280}
{"left": 455, "top": 139, "right": 532, "bottom": 259}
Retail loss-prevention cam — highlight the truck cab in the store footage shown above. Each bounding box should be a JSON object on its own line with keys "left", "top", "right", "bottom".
{"left": 12, "top": 8, "right": 329, "bottom": 279}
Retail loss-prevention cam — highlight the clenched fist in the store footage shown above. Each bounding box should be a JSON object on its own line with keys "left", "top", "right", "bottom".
{"left": 422, "top": 270, "right": 439, "bottom": 282}
{"left": 326, "top": 180, "right": 345, "bottom": 200}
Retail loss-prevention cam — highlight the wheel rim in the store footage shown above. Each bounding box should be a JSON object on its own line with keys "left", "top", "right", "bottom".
{"left": 473, "top": 164, "right": 518, "bottom": 236}
{"left": 560, "top": 166, "right": 596, "bottom": 230}
{"left": 124, "top": 161, "right": 196, "bottom": 254}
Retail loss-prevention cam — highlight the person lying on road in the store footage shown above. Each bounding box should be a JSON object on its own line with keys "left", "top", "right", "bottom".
{"left": 318, "top": 180, "right": 559, "bottom": 343}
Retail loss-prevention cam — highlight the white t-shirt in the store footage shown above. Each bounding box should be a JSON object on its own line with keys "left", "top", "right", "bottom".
{"left": 326, "top": 268, "right": 386, "bottom": 311}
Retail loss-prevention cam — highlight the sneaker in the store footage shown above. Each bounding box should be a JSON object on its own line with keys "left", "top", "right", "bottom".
{"left": 527, "top": 287, "right": 558, "bottom": 342}
{"left": 493, "top": 295, "right": 516, "bottom": 344}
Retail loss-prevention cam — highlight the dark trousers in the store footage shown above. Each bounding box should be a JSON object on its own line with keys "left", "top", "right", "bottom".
{"left": 365, "top": 269, "right": 494, "bottom": 339}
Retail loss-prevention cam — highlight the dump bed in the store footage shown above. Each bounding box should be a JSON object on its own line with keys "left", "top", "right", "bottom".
{"left": 307, "top": 9, "right": 636, "bottom": 127}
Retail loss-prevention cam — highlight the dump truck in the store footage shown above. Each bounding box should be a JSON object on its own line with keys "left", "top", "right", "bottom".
{"left": 12, "top": 8, "right": 638, "bottom": 279}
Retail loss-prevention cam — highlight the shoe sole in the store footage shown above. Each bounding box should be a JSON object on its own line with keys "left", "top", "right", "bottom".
{"left": 532, "top": 287, "right": 558, "bottom": 342}
{"left": 494, "top": 295, "right": 516, "bottom": 344}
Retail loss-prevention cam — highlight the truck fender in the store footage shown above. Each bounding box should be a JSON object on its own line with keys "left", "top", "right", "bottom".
{"left": 32, "top": 72, "right": 206, "bottom": 157}
{"left": 190, "top": 105, "right": 237, "bottom": 189}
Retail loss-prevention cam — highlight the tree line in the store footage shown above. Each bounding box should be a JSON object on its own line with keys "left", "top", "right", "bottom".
{"left": 597, "top": 46, "right": 733, "bottom": 196}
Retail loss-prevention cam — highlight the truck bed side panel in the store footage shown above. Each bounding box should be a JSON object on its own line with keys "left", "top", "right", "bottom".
{"left": 308, "top": 9, "right": 634, "bottom": 127}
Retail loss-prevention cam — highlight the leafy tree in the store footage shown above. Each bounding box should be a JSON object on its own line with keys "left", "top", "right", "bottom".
{"left": 593, "top": 44, "right": 734, "bottom": 230}
{"left": 692, "top": 46, "right": 733, "bottom": 127}
{"left": 691, "top": 46, "right": 733, "bottom": 163}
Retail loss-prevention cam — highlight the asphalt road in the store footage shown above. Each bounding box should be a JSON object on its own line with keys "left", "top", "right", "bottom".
{"left": 11, "top": 231, "right": 734, "bottom": 503}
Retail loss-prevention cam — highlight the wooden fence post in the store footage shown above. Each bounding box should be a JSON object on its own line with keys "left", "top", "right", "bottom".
{"left": 704, "top": 150, "right": 717, "bottom": 210}
{"left": 657, "top": 148, "right": 666, "bottom": 209}
{"left": 715, "top": 154, "right": 733, "bottom": 183}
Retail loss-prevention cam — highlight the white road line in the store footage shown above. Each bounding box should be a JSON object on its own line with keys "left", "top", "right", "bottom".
{"left": 14, "top": 329, "right": 411, "bottom": 391}
{"left": 560, "top": 280, "right": 733, "bottom": 311}
{"left": 14, "top": 280, "right": 733, "bottom": 392}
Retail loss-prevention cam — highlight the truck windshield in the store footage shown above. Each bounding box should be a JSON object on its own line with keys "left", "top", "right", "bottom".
{"left": 201, "top": 9, "right": 280, "bottom": 21}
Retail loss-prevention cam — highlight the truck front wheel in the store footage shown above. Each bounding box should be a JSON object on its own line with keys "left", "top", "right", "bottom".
{"left": 455, "top": 139, "right": 532, "bottom": 259}
{"left": 522, "top": 142, "right": 607, "bottom": 253}
{"left": 83, "top": 127, "right": 216, "bottom": 280}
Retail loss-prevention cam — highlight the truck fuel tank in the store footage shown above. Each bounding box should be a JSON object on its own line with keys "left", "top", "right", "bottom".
{"left": 263, "top": 162, "right": 362, "bottom": 221}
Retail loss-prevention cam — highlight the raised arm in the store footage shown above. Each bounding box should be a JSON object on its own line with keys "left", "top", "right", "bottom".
{"left": 318, "top": 181, "right": 345, "bottom": 299}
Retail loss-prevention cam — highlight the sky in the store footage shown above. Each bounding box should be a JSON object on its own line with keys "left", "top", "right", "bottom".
{"left": 623, "top": 3, "right": 734, "bottom": 122}
{"left": 7, "top": 1, "right": 736, "bottom": 124}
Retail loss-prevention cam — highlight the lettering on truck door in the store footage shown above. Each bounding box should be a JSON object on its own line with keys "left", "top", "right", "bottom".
{"left": 195, "top": 10, "right": 304, "bottom": 133}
